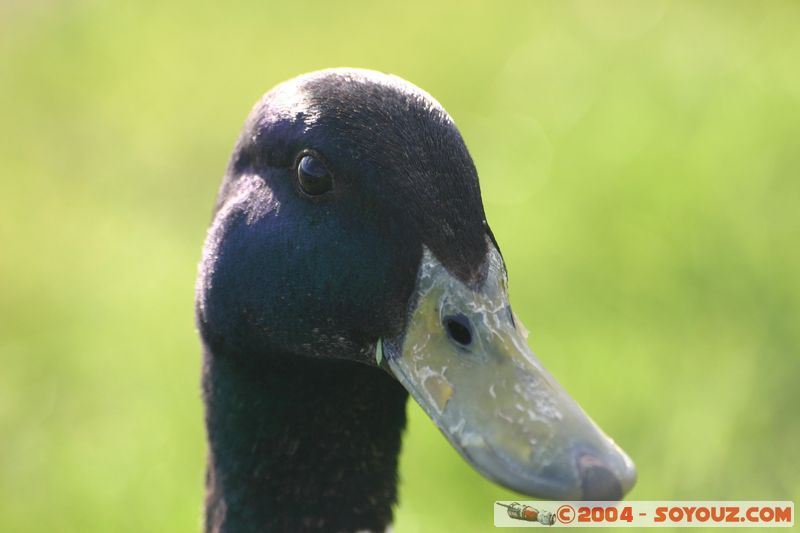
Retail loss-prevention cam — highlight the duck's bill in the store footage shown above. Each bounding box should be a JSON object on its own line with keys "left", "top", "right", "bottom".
{"left": 379, "top": 243, "right": 636, "bottom": 500}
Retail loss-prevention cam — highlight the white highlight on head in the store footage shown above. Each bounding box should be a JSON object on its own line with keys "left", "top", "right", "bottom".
{"left": 252, "top": 68, "right": 454, "bottom": 141}
{"left": 304, "top": 67, "right": 452, "bottom": 122}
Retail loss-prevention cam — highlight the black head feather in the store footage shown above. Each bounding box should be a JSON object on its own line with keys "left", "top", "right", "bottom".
{"left": 197, "top": 69, "right": 490, "bottom": 365}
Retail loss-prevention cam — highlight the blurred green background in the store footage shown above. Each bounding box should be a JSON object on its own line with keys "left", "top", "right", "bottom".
{"left": 1, "top": 0, "right": 798, "bottom": 531}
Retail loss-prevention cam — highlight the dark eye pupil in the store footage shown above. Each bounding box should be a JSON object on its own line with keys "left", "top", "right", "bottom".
{"left": 297, "top": 154, "right": 332, "bottom": 195}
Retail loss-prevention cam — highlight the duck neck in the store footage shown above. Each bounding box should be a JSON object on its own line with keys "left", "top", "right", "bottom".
{"left": 202, "top": 349, "right": 409, "bottom": 533}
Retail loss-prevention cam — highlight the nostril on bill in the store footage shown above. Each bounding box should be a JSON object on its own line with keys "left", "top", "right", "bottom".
{"left": 443, "top": 314, "right": 473, "bottom": 347}
{"left": 578, "top": 455, "right": 623, "bottom": 501}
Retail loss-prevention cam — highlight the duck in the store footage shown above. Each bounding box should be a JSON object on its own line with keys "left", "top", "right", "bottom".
{"left": 195, "top": 68, "right": 636, "bottom": 533}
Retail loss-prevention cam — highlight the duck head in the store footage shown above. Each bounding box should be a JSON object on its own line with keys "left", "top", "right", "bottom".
{"left": 196, "top": 68, "right": 636, "bottom": 500}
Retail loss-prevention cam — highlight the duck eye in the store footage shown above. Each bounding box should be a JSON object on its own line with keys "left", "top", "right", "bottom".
{"left": 296, "top": 153, "right": 333, "bottom": 196}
